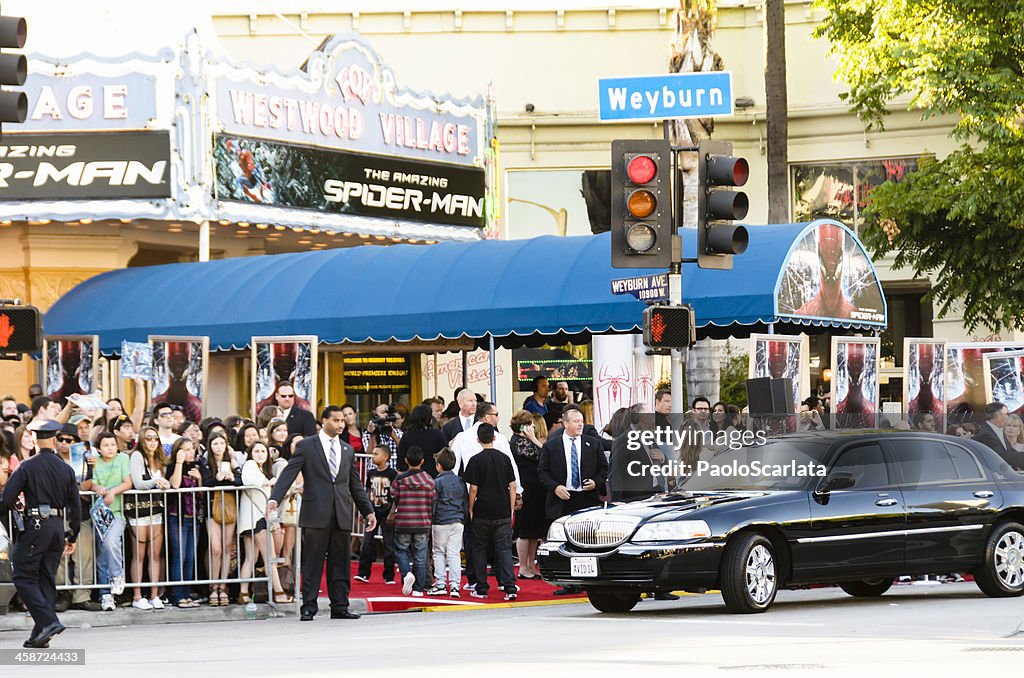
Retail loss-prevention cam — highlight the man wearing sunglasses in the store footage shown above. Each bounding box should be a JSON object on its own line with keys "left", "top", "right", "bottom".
{"left": 52, "top": 425, "right": 99, "bottom": 612}
{"left": 151, "top": 403, "right": 181, "bottom": 460}
{"left": 276, "top": 381, "right": 316, "bottom": 437}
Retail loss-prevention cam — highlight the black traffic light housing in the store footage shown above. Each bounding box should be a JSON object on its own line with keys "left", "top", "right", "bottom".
{"left": 610, "top": 138, "right": 673, "bottom": 268}
{"left": 0, "top": 303, "right": 42, "bottom": 359}
{"left": 697, "top": 139, "right": 749, "bottom": 270}
{"left": 642, "top": 304, "right": 695, "bottom": 350}
{"left": 0, "top": 14, "right": 26, "bottom": 133}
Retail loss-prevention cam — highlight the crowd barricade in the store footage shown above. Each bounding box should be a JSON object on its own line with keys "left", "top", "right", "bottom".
{"left": 350, "top": 452, "right": 375, "bottom": 536}
{"left": 4, "top": 485, "right": 297, "bottom": 610}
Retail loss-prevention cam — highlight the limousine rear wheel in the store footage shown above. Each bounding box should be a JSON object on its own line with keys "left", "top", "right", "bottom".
{"left": 839, "top": 578, "right": 893, "bottom": 597}
{"left": 975, "top": 521, "right": 1024, "bottom": 598}
{"left": 586, "top": 589, "right": 641, "bottom": 613}
{"left": 721, "top": 532, "right": 778, "bottom": 613}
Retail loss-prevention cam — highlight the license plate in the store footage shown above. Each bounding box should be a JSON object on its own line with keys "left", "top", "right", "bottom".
{"left": 570, "top": 556, "right": 598, "bottom": 578}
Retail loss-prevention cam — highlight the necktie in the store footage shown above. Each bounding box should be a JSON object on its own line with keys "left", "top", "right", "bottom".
{"left": 464, "top": 417, "right": 471, "bottom": 431}
{"left": 570, "top": 437, "right": 580, "bottom": 489}
{"left": 328, "top": 438, "right": 339, "bottom": 478}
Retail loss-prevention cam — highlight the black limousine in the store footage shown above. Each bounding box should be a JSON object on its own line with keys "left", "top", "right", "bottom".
{"left": 538, "top": 432, "right": 1024, "bottom": 613}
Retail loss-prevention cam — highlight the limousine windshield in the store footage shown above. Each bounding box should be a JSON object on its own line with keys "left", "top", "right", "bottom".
{"left": 679, "top": 440, "right": 832, "bottom": 492}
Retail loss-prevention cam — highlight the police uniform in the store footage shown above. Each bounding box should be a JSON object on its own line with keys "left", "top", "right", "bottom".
{"left": 0, "top": 420, "right": 81, "bottom": 648}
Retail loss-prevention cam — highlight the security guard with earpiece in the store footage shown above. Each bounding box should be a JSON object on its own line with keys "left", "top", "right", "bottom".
{"left": 0, "top": 419, "right": 82, "bottom": 648}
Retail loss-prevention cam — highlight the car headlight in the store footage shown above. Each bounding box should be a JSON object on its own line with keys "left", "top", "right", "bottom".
{"left": 0, "top": 521, "right": 9, "bottom": 560}
{"left": 631, "top": 520, "right": 711, "bottom": 543}
{"left": 546, "top": 518, "right": 568, "bottom": 542}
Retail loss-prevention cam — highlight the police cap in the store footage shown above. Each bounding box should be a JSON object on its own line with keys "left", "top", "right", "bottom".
{"left": 27, "top": 419, "right": 63, "bottom": 439}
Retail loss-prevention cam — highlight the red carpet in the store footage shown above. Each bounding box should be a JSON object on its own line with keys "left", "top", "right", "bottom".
{"left": 314, "top": 563, "right": 584, "bottom": 612}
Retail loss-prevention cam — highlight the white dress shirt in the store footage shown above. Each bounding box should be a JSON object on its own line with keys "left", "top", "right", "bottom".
{"left": 562, "top": 433, "right": 584, "bottom": 491}
{"left": 451, "top": 422, "right": 522, "bottom": 494}
{"left": 319, "top": 430, "right": 340, "bottom": 477}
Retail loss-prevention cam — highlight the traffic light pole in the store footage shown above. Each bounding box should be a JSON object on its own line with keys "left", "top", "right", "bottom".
{"left": 667, "top": 124, "right": 687, "bottom": 414}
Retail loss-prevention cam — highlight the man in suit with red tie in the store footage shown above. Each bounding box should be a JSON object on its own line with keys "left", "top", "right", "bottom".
{"left": 538, "top": 407, "right": 608, "bottom": 595}
{"left": 268, "top": 405, "right": 376, "bottom": 621}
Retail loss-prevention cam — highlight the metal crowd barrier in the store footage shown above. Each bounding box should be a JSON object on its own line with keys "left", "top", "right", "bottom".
{"left": 4, "top": 485, "right": 293, "bottom": 611}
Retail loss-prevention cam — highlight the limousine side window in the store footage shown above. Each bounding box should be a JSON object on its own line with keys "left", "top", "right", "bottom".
{"left": 830, "top": 443, "right": 889, "bottom": 489}
{"left": 891, "top": 439, "right": 959, "bottom": 485}
{"left": 942, "top": 443, "right": 984, "bottom": 480}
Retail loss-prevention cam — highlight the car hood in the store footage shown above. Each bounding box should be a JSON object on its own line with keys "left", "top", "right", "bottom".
{"left": 594, "top": 491, "right": 773, "bottom": 522}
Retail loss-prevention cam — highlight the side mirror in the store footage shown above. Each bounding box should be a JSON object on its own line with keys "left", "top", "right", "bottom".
{"left": 818, "top": 471, "right": 855, "bottom": 494}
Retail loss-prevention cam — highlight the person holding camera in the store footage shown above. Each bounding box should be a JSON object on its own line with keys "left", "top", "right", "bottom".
{"left": 362, "top": 403, "right": 404, "bottom": 470}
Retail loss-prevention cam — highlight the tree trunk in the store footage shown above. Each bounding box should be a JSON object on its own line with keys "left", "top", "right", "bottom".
{"left": 764, "top": 0, "right": 789, "bottom": 224}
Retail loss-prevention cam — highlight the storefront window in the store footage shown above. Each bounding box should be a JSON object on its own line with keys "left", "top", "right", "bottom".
{"left": 505, "top": 169, "right": 595, "bottom": 240}
{"left": 791, "top": 156, "right": 925, "bottom": 233}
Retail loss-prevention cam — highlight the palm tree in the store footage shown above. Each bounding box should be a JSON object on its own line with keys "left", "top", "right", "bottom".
{"left": 764, "top": 0, "right": 789, "bottom": 224}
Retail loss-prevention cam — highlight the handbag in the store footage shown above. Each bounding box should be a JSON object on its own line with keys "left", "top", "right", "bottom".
{"left": 123, "top": 457, "right": 165, "bottom": 520}
{"left": 211, "top": 490, "right": 237, "bottom": 524}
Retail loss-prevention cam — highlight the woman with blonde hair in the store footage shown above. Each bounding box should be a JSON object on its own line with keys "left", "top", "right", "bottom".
{"left": 1003, "top": 414, "right": 1024, "bottom": 453}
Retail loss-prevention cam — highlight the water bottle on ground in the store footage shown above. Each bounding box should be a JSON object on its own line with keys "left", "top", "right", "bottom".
{"left": 246, "top": 599, "right": 258, "bottom": 620}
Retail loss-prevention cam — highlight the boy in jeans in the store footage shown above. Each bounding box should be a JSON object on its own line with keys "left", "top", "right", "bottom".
{"left": 427, "top": 447, "right": 466, "bottom": 597}
{"left": 390, "top": 446, "right": 435, "bottom": 596}
{"left": 463, "top": 424, "right": 518, "bottom": 601}
{"left": 355, "top": 446, "right": 398, "bottom": 584}
{"left": 81, "top": 433, "right": 133, "bottom": 611}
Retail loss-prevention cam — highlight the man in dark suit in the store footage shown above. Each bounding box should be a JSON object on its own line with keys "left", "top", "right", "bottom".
{"left": 268, "top": 405, "right": 375, "bottom": 621}
{"left": 441, "top": 388, "right": 477, "bottom": 443}
{"left": 276, "top": 381, "right": 317, "bottom": 437}
{"left": 538, "top": 407, "right": 608, "bottom": 595}
{"left": 973, "top": 401, "right": 1009, "bottom": 455}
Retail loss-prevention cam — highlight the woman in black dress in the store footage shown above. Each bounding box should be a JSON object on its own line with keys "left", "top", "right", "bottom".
{"left": 396, "top": 404, "right": 447, "bottom": 477}
{"left": 510, "top": 410, "right": 550, "bottom": 579}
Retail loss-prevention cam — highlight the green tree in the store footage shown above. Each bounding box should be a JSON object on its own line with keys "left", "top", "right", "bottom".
{"left": 813, "top": 0, "right": 1024, "bottom": 332}
{"left": 718, "top": 343, "right": 749, "bottom": 408}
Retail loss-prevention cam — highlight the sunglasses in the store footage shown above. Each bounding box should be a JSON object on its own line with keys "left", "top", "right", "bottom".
{"left": 278, "top": 393, "right": 295, "bottom": 398}
{"left": 143, "top": 435, "right": 159, "bottom": 441}
{"left": 57, "top": 436, "right": 76, "bottom": 443}
{"left": 157, "top": 411, "right": 173, "bottom": 417}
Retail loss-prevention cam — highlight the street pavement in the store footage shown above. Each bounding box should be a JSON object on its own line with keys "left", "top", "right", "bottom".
{"left": 3, "top": 582, "right": 1024, "bottom": 675}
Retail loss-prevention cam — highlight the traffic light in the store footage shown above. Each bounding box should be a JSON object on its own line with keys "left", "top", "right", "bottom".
{"left": 642, "top": 305, "right": 695, "bottom": 350}
{"left": 0, "top": 13, "right": 26, "bottom": 134}
{"left": 610, "top": 139, "right": 672, "bottom": 268}
{"left": 0, "top": 304, "right": 42, "bottom": 359}
{"left": 697, "top": 140, "right": 749, "bottom": 270}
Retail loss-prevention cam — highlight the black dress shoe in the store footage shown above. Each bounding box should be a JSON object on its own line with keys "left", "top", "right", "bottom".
{"left": 26, "top": 621, "right": 65, "bottom": 648}
{"left": 330, "top": 611, "right": 360, "bottom": 620}
{"left": 552, "top": 587, "right": 581, "bottom": 596}
{"left": 299, "top": 612, "right": 315, "bottom": 621}
{"left": 653, "top": 592, "right": 680, "bottom": 601}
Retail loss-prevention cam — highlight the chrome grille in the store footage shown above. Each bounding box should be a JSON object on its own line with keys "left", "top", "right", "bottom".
{"left": 565, "top": 515, "right": 640, "bottom": 548}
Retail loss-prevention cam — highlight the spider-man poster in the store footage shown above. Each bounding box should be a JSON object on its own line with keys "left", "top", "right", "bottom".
{"left": 983, "top": 351, "right": 1024, "bottom": 416}
{"left": 150, "top": 337, "right": 207, "bottom": 423}
{"left": 43, "top": 336, "right": 98, "bottom": 407}
{"left": 252, "top": 336, "right": 317, "bottom": 416}
{"left": 831, "top": 337, "right": 880, "bottom": 429}
{"left": 903, "top": 339, "right": 946, "bottom": 424}
{"left": 776, "top": 221, "right": 885, "bottom": 326}
{"left": 748, "top": 334, "right": 808, "bottom": 415}
{"left": 945, "top": 343, "right": 1024, "bottom": 421}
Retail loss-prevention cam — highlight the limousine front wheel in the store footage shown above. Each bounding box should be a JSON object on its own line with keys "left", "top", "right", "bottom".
{"left": 721, "top": 532, "right": 778, "bottom": 613}
{"left": 975, "top": 521, "right": 1024, "bottom": 598}
{"left": 586, "top": 590, "right": 641, "bottom": 613}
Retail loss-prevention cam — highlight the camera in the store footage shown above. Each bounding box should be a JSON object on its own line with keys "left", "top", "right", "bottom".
{"left": 371, "top": 404, "right": 399, "bottom": 432}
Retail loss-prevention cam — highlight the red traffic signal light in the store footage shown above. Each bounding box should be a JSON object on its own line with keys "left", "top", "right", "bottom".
{"left": 0, "top": 304, "right": 42, "bottom": 356}
{"left": 611, "top": 139, "right": 673, "bottom": 269}
{"left": 643, "top": 305, "right": 695, "bottom": 350}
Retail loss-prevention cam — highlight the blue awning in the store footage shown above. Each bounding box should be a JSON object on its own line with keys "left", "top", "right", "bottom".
{"left": 45, "top": 219, "right": 887, "bottom": 354}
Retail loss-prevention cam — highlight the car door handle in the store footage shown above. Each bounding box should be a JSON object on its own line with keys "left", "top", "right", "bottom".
{"left": 875, "top": 498, "right": 898, "bottom": 507}
{"left": 973, "top": 490, "right": 994, "bottom": 499}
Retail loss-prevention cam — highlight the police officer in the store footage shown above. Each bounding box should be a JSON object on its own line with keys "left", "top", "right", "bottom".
{"left": 0, "top": 419, "right": 82, "bottom": 648}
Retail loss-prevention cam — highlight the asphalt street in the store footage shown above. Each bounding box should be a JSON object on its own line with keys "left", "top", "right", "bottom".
{"left": 3, "top": 582, "right": 1024, "bottom": 675}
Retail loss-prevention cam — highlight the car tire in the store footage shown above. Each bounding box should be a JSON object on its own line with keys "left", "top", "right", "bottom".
{"left": 721, "top": 532, "right": 778, "bottom": 614}
{"left": 838, "top": 578, "right": 893, "bottom": 597}
{"left": 974, "top": 521, "right": 1024, "bottom": 598}
{"left": 586, "top": 589, "right": 640, "bottom": 613}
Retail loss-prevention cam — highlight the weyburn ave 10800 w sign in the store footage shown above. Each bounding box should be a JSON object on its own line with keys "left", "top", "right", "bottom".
{"left": 0, "top": 132, "right": 171, "bottom": 200}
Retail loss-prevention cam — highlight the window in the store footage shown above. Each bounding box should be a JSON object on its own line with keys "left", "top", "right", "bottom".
{"left": 943, "top": 443, "right": 984, "bottom": 480}
{"left": 891, "top": 439, "right": 959, "bottom": 485}
{"left": 830, "top": 443, "right": 889, "bottom": 489}
{"left": 790, "top": 156, "right": 926, "bottom": 234}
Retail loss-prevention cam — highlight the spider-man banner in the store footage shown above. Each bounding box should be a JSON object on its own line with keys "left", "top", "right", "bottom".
{"left": 43, "top": 336, "right": 98, "bottom": 407}
{"left": 831, "top": 337, "right": 880, "bottom": 429}
{"left": 150, "top": 337, "right": 208, "bottom": 423}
